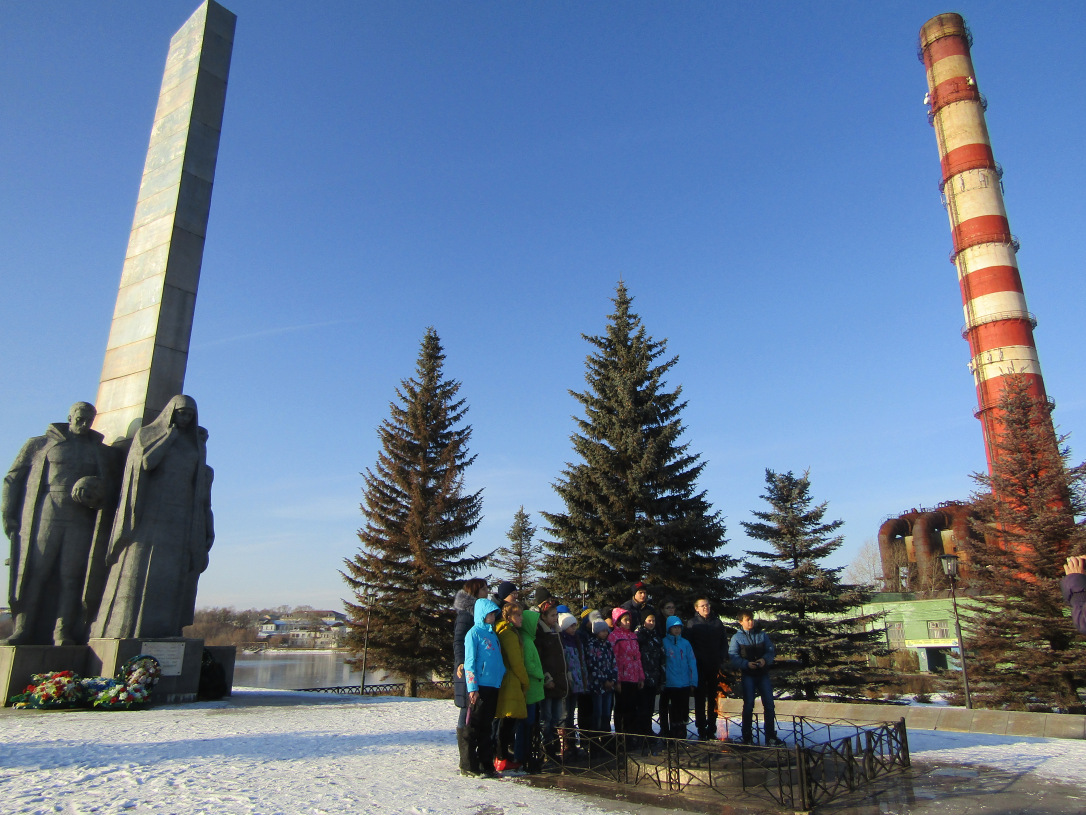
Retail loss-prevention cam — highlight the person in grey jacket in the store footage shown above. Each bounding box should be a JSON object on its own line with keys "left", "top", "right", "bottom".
{"left": 728, "top": 611, "right": 783, "bottom": 746}
{"left": 1062, "top": 556, "right": 1086, "bottom": 635}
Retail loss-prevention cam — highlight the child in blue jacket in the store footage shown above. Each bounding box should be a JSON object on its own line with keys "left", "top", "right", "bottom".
{"left": 464, "top": 598, "right": 506, "bottom": 775}
{"left": 661, "top": 615, "right": 698, "bottom": 739}
{"left": 728, "top": 611, "right": 782, "bottom": 746}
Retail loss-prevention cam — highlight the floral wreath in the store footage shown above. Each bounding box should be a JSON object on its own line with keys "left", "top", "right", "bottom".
{"left": 11, "top": 654, "right": 162, "bottom": 711}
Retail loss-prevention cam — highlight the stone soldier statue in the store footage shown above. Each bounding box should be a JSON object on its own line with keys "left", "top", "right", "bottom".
{"left": 89, "top": 395, "right": 214, "bottom": 639}
{"left": 3, "top": 402, "right": 113, "bottom": 645}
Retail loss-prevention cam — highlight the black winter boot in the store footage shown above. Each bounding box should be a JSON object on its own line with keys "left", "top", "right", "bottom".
{"left": 456, "top": 727, "right": 472, "bottom": 775}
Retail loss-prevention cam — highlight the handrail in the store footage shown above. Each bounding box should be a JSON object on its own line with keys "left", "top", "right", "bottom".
{"left": 961, "top": 310, "right": 1037, "bottom": 338}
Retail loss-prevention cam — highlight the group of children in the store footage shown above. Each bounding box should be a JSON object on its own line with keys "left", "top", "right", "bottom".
{"left": 452, "top": 578, "right": 701, "bottom": 778}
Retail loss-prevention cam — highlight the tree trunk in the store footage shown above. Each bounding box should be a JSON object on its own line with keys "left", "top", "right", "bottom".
{"left": 406, "top": 676, "right": 418, "bottom": 697}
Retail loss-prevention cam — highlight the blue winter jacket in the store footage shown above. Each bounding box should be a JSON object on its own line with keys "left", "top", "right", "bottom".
{"left": 729, "top": 628, "right": 775, "bottom": 673}
{"left": 662, "top": 616, "right": 698, "bottom": 688}
{"left": 464, "top": 598, "right": 506, "bottom": 692}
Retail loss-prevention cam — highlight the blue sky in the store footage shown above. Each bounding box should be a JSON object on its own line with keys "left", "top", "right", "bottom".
{"left": 2, "top": 2, "right": 1084, "bottom": 611}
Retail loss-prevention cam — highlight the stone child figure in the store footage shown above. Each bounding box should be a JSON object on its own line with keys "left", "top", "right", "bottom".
{"left": 90, "top": 395, "right": 214, "bottom": 639}
{"left": 3, "top": 402, "right": 112, "bottom": 645}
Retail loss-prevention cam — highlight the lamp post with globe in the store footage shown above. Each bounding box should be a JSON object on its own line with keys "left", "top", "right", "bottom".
{"left": 938, "top": 553, "right": 973, "bottom": 710}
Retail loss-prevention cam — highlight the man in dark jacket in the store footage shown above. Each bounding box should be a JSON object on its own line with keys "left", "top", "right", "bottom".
{"left": 620, "top": 581, "right": 655, "bottom": 631}
{"left": 728, "top": 611, "right": 783, "bottom": 747}
{"left": 1063, "top": 556, "right": 1086, "bottom": 635}
{"left": 683, "top": 597, "right": 727, "bottom": 740}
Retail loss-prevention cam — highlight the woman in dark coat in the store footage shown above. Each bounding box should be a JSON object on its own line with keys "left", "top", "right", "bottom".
{"left": 454, "top": 579, "right": 488, "bottom": 720}
{"left": 453, "top": 578, "right": 487, "bottom": 773}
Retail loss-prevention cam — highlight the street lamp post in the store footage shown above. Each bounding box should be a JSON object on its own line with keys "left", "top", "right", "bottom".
{"left": 578, "top": 579, "right": 589, "bottom": 611}
{"left": 938, "top": 554, "right": 973, "bottom": 710}
{"left": 359, "top": 585, "right": 375, "bottom": 696}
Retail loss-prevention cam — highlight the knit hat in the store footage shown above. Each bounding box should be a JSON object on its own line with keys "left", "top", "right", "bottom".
{"left": 496, "top": 581, "right": 518, "bottom": 601}
{"left": 631, "top": 581, "right": 648, "bottom": 596}
{"left": 578, "top": 607, "right": 595, "bottom": 620}
{"left": 666, "top": 615, "right": 683, "bottom": 631}
{"left": 558, "top": 612, "right": 578, "bottom": 632}
{"left": 592, "top": 620, "right": 610, "bottom": 636}
{"left": 533, "top": 586, "right": 552, "bottom": 607}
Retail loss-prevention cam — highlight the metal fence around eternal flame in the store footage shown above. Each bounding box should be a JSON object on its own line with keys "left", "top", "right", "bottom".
{"left": 536, "top": 715, "right": 910, "bottom": 812}
{"left": 297, "top": 682, "right": 910, "bottom": 813}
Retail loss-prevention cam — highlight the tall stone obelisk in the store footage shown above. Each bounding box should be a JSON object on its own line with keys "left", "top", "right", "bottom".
{"left": 93, "top": 1, "right": 235, "bottom": 443}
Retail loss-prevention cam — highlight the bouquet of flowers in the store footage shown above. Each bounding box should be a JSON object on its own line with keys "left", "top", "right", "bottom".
{"left": 11, "top": 671, "right": 84, "bottom": 709}
{"left": 11, "top": 655, "right": 163, "bottom": 711}
{"left": 88, "top": 655, "right": 162, "bottom": 710}
{"left": 88, "top": 680, "right": 147, "bottom": 710}
{"left": 122, "top": 654, "right": 162, "bottom": 689}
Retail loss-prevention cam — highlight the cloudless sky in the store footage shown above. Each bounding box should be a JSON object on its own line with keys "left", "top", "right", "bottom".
{"left": 2, "top": 2, "right": 1084, "bottom": 611}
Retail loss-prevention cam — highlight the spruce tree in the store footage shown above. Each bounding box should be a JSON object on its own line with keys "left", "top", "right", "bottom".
{"left": 488, "top": 506, "right": 543, "bottom": 598}
{"left": 542, "top": 283, "right": 733, "bottom": 613}
{"left": 341, "top": 328, "right": 486, "bottom": 695}
{"left": 960, "top": 374, "right": 1086, "bottom": 711}
{"left": 740, "top": 469, "right": 891, "bottom": 701}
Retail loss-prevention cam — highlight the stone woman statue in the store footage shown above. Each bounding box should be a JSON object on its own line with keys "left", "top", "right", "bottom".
{"left": 90, "top": 395, "right": 214, "bottom": 639}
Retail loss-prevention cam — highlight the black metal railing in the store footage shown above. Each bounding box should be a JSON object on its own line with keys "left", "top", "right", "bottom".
{"left": 535, "top": 715, "right": 909, "bottom": 812}
{"left": 294, "top": 681, "right": 454, "bottom": 697}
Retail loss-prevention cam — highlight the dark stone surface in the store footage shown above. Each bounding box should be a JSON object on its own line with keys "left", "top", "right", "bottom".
{"left": 2, "top": 403, "right": 115, "bottom": 645}
{"left": 88, "top": 396, "right": 213, "bottom": 640}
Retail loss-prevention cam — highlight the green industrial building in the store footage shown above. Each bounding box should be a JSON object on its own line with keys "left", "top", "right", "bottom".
{"left": 860, "top": 592, "right": 965, "bottom": 672}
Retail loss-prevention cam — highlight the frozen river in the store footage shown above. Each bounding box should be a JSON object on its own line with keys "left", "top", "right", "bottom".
{"left": 232, "top": 649, "right": 394, "bottom": 690}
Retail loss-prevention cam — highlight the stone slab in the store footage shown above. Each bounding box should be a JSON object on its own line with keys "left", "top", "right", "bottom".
{"left": 969, "top": 708, "right": 1009, "bottom": 735}
{"left": 1, "top": 645, "right": 89, "bottom": 705}
{"left": 714, "top": 698, "right": 1086, "bottom": 740}
{"left": 88, "top": 637, "right": 204, "bottom": 704}
{"left": 902, "top": 706, "right": 942, "bottom": 731}
{"left": 1004, "top": 711, "right": 1049, "bottom": 738}
{"left": 935, "top": 708, "right": 975, "bottom": 731}
{"left": 1044, "top": 714, "right": 1086, "bottom": 739}
{"left": 205, "top": 645, "right": 237, "bottom": 696}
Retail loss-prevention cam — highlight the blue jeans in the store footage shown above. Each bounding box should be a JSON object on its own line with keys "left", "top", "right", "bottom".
{"left": 538, "top": 696, "right": 566, "bottom": 748}
{"left": 740, "top": 671, "right": 776, "bottom": 742}
{"left": 514, "top": 703, "right": 538, "bottom": 764}
{"left": 591, "top": 690, "right": 614, "bottom": 732}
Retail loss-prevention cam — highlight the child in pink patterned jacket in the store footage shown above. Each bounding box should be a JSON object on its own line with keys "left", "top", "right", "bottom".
{"left": 608, "top": 608, "right": 644, "bottom": 737}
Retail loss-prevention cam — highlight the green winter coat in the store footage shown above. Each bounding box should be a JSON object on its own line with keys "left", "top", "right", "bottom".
{"left": 495, "top": 619, "right": 528, "bottom": 719}
{"left": 521, "top": 609, "right": 546, "bottom": 705}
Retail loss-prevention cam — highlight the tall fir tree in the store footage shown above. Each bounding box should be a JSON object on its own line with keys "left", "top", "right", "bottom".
{"left": 960, "top": 374, "right": 1086, "bottom": 711}
{"left": 542, "top": 283, "right": 733, "bottom": 613}
{"left": 740, "top": 469, "right": 891, "bottom": 700}
{"left": 488, "top": 506, "right": 543, "bottom": 598}
{"left": 341, "top": 328, "right": 486, "bottom": 695}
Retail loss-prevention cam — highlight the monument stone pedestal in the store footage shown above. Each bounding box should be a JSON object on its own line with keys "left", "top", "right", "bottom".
{"left": 1, "top": 645, "right": 89, "bottom": 705}
{"left": 1, "top": 640, "right": 236, "bottom": 706}
{"left": 88, "top": 637, "right": 205, "bottom": 704}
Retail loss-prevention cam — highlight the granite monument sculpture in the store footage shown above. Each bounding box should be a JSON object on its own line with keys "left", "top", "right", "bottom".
{"left": 93, "top": 0, "right": 236, "bottom": 444}
{"left": 88, "top": 395, "right": 214, "bottom": 639}
{"left": 3, "top": 403, "right": 113, "bottom": 645}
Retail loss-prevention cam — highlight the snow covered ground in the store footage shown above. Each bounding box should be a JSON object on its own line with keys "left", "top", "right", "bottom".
{"left": 2, "top": 689, "right": 1085, "bottom": 815}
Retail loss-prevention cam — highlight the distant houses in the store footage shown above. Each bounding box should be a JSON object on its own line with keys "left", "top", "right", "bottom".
{"left": 256, "top": 610, "right": 347, "bottom": 649}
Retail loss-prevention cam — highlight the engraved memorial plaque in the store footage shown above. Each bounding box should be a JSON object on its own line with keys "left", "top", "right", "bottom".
{"left": 138, "top": 641, "right": 186, "bottom": 676}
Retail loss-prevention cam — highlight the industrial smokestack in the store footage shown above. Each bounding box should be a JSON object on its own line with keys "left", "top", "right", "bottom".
{"left": 919, "top": 13, "right": 1049, "bottom": 473}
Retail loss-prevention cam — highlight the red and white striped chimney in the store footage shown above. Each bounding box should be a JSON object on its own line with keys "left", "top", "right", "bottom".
{"left": 919, "top": 13, "right": 1048, "bottom": 473}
